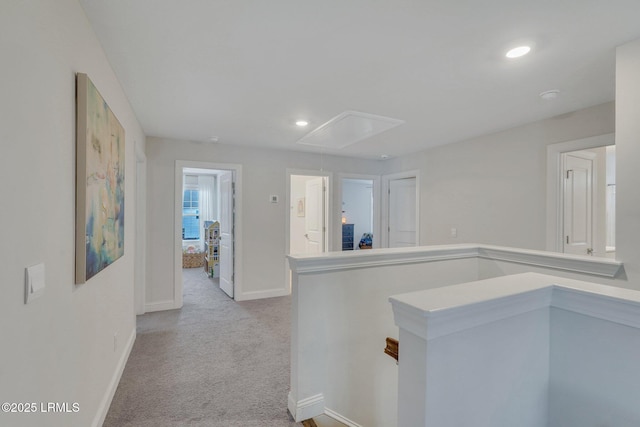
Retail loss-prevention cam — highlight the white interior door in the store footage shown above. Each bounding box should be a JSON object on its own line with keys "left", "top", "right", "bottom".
{"left": 304, "top": 177, "right": 325, "bottom": 253}
{"left": 389, "top": 177, "right": 417, "bottom": 248}
{"left": 563, "top": 153, "right": 594, "bottom": 256}
{"left": 219, "top": 171, "right": 234, "bottom": 297}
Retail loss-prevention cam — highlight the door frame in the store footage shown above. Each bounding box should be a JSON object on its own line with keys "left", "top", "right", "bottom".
{"left": 381, "top": 170, "right": 420, "bottom": 248}
{"left": 174, "top": 160, "right": 243, "bottom": 305}
{"left": 135, "top": 139, "right": 146, "bottom": 315}
{"left": 336, "top": 173, "right": 381, "bottom": 250}
{"left": 546, "top": 133, "right": 614, "bottom": 253}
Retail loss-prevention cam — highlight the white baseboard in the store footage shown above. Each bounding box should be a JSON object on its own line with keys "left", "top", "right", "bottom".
{"left": 324, "top": 407, "right": 363, "bottom": 427}
{"left": 92, "top": 328, "right": 136, "bottom": 427}
{"left": 144, "top": 299, "right": 179, "bottom": 312}
{"left": 288, "top": 392, "right": 324, "bottom": 422}
{"left": 236, "top": 287, "right": 290, "bottom": 301}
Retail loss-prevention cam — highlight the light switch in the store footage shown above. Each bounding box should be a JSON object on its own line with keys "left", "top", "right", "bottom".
{"left": 25, "top": 263, "right": 45, "bottom": 304}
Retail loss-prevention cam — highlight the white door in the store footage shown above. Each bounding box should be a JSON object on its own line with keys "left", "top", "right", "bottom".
{"left": 219, "top": 171, "right": 234, "bottom": 297}
{"left": 563, "top": 153, "right": 594, "bottom": 256}
{"left": 389, "top": 177, "right": 417, "bottom": 248}
{"left": 304, "top": 177, "right": 325, "bottom": 253}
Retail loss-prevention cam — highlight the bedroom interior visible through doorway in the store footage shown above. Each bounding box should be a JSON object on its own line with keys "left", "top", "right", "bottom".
{"left": 174, "top": 161, "right": 243, "bottom": 307}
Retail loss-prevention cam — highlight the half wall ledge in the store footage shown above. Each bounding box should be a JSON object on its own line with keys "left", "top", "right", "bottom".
{"left": 287, "top": 244, "right": 623, "bottom": 278}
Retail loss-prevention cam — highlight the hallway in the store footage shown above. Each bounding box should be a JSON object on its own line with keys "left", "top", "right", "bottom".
{"left": 104, "top": 268, "right": 299, "bottom": 427}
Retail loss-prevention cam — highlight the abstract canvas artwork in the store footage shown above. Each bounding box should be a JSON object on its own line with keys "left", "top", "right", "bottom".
{"left": 75, "top": 73, "right": 125, "bottom": 284}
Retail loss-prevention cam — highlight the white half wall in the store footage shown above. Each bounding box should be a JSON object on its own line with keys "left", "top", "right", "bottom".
{"left": 288, "top": 244, "right": 623, "bottom": 426}
{"left": 0, "top": 1, "right": 145, "bottom": 426}
{"left": 390, "top": 272, "right": 640, "bottom": 427}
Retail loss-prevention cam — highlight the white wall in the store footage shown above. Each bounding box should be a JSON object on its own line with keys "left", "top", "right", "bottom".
{"left": 382, "top": 102, "right": 615, "bottom": 250}
{"left": 549, "top": 308, "right": 640, "bottom": 427}
{"left": 616, "top": 39, "right": 640, "bottom": 291}
{"left": 0, "top": 1, "right": 145, "bottom": 426}
{"left": 146, "top": 137, "right": 382, "bottom": 302}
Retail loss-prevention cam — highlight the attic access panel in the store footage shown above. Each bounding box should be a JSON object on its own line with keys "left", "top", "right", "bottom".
{"left": 296, "top": 111, "right": 404, "bottom": 149}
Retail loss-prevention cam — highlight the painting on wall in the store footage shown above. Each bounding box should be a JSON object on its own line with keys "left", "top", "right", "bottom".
{"left": 75, "top": 73, "right": 125, "bottom": 284}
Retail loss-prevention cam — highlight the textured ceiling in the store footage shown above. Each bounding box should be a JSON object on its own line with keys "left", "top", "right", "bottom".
{"left": 80, "top": 0, "right": 640, "bottom": 159}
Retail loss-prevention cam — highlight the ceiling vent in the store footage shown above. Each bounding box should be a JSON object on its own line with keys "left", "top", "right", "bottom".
{"left": 296, "top": 110, "right": 404, "bottom": 149}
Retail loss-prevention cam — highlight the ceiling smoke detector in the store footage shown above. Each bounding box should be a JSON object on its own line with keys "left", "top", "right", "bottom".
{"left": 539, "top": 89, "right": 560, "bottom": 100}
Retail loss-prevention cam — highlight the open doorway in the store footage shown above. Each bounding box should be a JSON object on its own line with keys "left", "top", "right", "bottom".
{"left": 175, "top": 161, "right": 242, "bottom": 305}
{"left": 340, "top": 176, "right": 379, "bottom": 250}
{"left": 546, "top": 133, "right": 615, "bottom": 258}
{"left": 561, "top": 146, "right": 615, "bottom": 258}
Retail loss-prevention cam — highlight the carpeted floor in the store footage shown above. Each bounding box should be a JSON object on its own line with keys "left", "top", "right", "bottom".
{"left": 104, "top": 268, "right": 300, "bottom": 427}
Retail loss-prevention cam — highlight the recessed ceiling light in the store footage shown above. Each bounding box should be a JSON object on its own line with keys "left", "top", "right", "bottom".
{"left": 295, "top": 120, "right": 309, "bottom": 127}
{"left": 505, "top": 46, "right": 531, "bottom": 59}
{"left": 209, "top": 136, "right": 219, "bottom": 143}
{"left": 539, "top": 89, "right": 560, "bottom": 100}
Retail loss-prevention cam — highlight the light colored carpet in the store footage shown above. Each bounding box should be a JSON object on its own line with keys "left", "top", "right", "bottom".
{"left": 104, "top": 268, "right": 300, "bottom": 427}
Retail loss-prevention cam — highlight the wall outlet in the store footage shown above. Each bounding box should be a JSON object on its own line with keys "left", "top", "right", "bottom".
{"left": 451, "top": 227, "right": 457, "bottom": 238}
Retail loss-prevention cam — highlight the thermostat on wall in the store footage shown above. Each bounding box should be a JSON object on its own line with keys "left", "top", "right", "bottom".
{"left": 270, "top": 195, "right": 279, "bottom": 203}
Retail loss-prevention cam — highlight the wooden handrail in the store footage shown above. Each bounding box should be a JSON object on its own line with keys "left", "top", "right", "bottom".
{"left": 384, "top": 337, "right": 399, "bottom": 362}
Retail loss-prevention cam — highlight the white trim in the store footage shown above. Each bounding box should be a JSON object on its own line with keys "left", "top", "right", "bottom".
{"left": 336, "top": 173, "right": 381, "bottom": 250}
{"left": 174, "top": 164, "right": 185, "bottom": 309}
{"left": 135, "top": 139, "right": 146, "bottom": 315}
{"left": 552, "top": 286, "right": 640, "bottom": 329}
{"left": 546, "top": 133, "right": 614, "bottom": 253}
{"left": 235, "top": 287, "right": 290, "bottom": 301}
{"left": 289, "top": 244, "right": 478, "bottom": 273}
{"left": 390, "top": 272, "right": 640, "bottom": 342}
{"left": 477, "top": 245, "right": 620, "bottom": 277}
{"left": 381, "top": 170, "right": 420, "bottom": 248}
{"left": 324, "top": 407, "right": 363, "bottom": 427}
{"left": 392, "top": 286, "right": 554, "bottom": 340}
{"left": 144, "top": 300, "right": 177, "bottom": 313}
{"left": 287, "top": 244, "right": 623, "bottom": 277}
{"left": 288, "top": 392, "right": 325, "bottom": 422}
{"left": 91, "top": 328, "right": 136, "bottom": 427}
{"left": 175, "top": 161, "right": 244, "bottom": 303}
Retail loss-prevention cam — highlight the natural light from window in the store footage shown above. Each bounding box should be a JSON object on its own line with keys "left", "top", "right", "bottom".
{"left": 182, "top": 189, "right": 200, "bottom": 240}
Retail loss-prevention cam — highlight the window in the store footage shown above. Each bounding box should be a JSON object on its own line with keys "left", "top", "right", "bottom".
{"left": 182, "top": 189, "right": 200, "bottom": 240}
